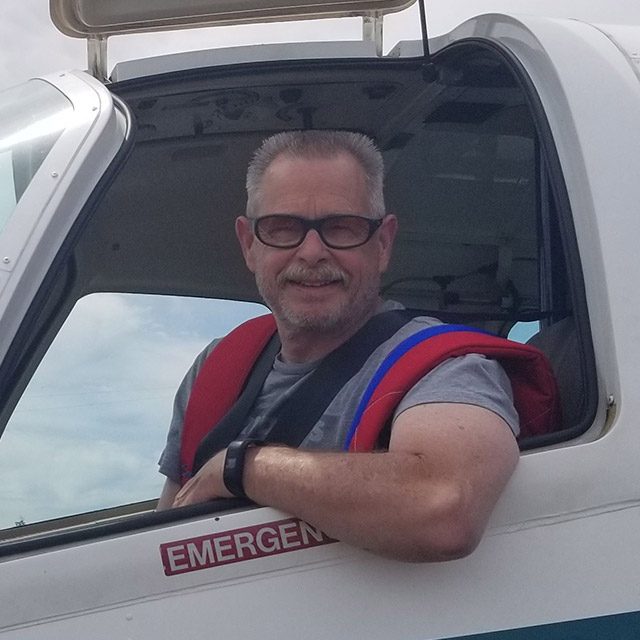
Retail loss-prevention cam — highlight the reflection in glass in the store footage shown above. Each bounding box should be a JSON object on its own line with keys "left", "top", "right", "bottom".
{"left": 0, "top": 293, "right": 266, "bottom": 529}
{"left": 0, "top": 80, "right": 72, "bottom": 234}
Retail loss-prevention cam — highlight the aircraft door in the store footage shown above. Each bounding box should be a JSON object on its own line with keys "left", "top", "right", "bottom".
{"left": 0, "top": 72, "right": 129, "bottom": 374}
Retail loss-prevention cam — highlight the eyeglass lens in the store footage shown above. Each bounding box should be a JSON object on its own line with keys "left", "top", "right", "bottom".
{"left": 254, "top": 215, "right": 380, "bottom": 249}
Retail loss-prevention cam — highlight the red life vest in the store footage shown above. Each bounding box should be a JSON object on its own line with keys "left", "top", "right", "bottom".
{"left": 180, "top": 314, "right": 560, "bottom": 484}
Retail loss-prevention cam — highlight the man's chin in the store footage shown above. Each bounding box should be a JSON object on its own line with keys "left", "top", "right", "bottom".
{"left": 259, "top": 282, "right": 381, "bottom": 335}
{"left": 278, "top": 306, "right": 348, "bottom": 333}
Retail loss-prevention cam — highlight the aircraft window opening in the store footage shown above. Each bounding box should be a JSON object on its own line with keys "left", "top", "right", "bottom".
{"left": 0, "top": 293, "right": 267, "bottom": 534}
{"left": 381, "top": 39, "right": 595, "bottom": 447}
{"left": 0, "top": 39, "right": 596, "bottom": 548}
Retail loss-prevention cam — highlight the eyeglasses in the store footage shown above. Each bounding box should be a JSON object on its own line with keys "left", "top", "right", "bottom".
{"left": 250, "top": 214, "right": 384, "bottom": 249}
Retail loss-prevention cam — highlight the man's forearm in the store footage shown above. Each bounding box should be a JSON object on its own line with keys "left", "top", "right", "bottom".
{"left": 243, "top": 446, "right": 481, "bottom": 562}
{"left": 173, "top": 404, "right": 519, "bottom": 561}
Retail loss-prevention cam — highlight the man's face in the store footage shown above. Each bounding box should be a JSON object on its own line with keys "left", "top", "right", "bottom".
{"left": 236, "top": 152, "right": 397, "bottom": 335}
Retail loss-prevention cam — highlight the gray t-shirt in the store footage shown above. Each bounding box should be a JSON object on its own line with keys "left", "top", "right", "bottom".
{"left": 159, "top": 302, "right": 518, "bottom": 482}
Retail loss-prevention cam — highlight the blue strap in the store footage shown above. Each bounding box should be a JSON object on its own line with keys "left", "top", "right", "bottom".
{"left": 342, "top": 324, "right": 492, "bottom": 450}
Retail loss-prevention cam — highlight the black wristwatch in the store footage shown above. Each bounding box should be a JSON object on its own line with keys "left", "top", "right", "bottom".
{"left": 223, "top": 439, "right": 265, "bottom": 498}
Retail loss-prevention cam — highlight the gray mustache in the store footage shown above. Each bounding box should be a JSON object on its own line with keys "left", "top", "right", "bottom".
{"left": 279, "top": 265, "right": 347, "bottom": 285}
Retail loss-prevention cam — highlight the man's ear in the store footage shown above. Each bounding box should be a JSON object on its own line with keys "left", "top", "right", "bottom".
{"left": 235, "top": 216, "right": 257, "bottom": 272}
{"left": 377, "top": 214, "right": 398, "bottom": 273}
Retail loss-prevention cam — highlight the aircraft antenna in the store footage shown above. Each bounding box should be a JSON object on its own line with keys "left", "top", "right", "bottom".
{"left": 418, "top": 0, "right": 437, "bottom": 82}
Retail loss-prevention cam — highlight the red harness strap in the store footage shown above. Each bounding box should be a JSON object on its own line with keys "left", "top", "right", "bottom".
{"left": 179, "top": 314, "right": 276, "bottom": 484}
{"left": 180, "top": 315, "right": 560, "bottom": 484}
{"left": 347, "top": 330, "right": 560, "bottom": 452}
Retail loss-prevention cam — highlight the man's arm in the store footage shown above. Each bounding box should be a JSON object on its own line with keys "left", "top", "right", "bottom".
{"left": 172, "top": 402, "right": 519, "bottom": 562}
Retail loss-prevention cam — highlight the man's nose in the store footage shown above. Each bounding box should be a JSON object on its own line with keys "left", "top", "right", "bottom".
{"left": 294, "top": 228, "right": 330, "bottom": 262}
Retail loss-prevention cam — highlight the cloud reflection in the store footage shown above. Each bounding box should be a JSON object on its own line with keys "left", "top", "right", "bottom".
{"left": 0, "top": 292, "right": 265, "bottom": 528}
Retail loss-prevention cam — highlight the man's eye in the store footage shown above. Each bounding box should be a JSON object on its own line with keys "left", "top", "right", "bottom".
{"left": 263, "top": 219, "right": 298, "bottom": 233}
{"left": 325, "top": 219, "right": 363, "bottom": 236}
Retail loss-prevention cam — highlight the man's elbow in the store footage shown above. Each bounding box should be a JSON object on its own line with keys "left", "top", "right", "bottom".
{"left": 402, "top": 521, "right": 482, "bottom": 563}
{"left": 397, "top": 485, "right": 486, "bottom": 562}
{"left": 428, "top": 516, "right": 483, "bottom": 562}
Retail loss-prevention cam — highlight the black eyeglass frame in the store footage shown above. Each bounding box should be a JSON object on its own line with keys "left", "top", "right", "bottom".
{"left": 249, "top": 214, "right": 385, "bottom": 249}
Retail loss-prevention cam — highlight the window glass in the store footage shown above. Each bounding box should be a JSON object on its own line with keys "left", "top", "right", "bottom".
{"left": 508, "top": 321, "right": 539, "bottom": 343}
{"left": 0, "top": 80, "right": 72, "bottom": 234}
{"left": 0, "top": 293, "right": 267, "bottom": 530}
{"left": 0, "top": 151, "right": 16, "bottom": 230}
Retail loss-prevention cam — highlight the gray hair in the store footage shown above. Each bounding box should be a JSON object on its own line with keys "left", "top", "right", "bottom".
{"left": 245, "top": 130, "right": 385, "bottom": 217}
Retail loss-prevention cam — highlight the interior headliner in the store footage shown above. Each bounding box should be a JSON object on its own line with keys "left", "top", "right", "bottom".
{"left": 76, "top": 43, "right": 543, "bottom": 325}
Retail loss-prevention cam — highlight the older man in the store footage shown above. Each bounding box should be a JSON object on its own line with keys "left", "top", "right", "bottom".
{"left": 157, "top": 130, "right": 522, "bottom": 562}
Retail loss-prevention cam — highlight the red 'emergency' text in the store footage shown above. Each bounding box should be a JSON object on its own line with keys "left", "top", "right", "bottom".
{"left": 160, "top": 518, "right": 336, "bottom": 576}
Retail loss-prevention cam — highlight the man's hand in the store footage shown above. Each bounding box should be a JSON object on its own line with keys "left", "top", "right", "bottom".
{"left": 172, "top": 450, "right": 234, "bottom": 508}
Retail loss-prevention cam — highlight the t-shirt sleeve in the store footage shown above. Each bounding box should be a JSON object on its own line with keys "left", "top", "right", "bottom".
{"left": 393, "top": 354, "right": 520, "bottom": 437}
{"left": 157, "top": 340, "right": 219, "bottom": 482}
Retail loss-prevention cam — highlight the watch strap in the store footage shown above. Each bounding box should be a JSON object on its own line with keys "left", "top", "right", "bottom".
{"left": 223, "top": 439, "right": 264, "bottom": 498}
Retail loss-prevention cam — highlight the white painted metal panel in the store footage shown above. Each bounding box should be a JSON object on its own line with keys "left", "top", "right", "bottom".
{"left": 590, "top": 23, "right": 640, "bottom": 78}
{"left": 2, "top": 504, "right": 640, "bottom": 637}
{"left": 0, "top": 71, "right": 126, "bottom": 365}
